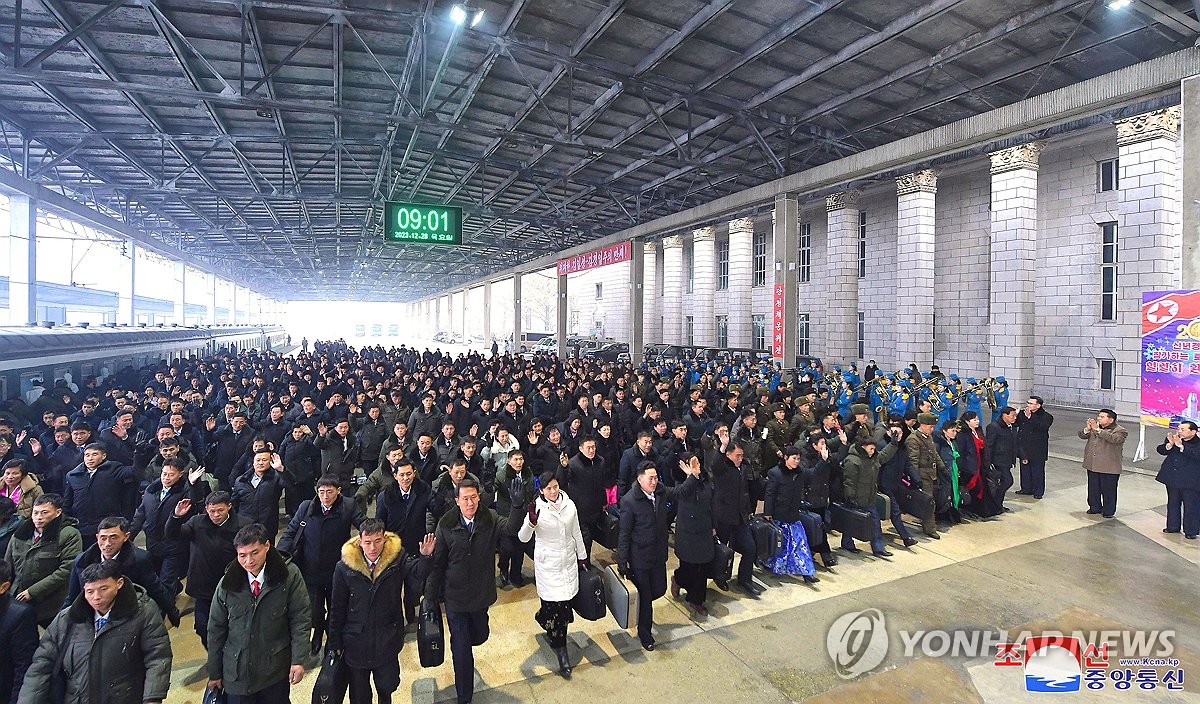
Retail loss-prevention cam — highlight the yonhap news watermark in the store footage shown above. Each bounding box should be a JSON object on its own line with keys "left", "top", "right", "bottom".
{"left": 826, "top": 609, "right": 1183, "bottom": 693}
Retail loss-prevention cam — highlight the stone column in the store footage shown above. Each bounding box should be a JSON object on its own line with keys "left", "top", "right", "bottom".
{"left": 773, "top": 194, "right": 800, "bottom": 363}
{"left": 691, "top": 226, "right": 716, "bottom": 346}
{"left": 895, "top": 169, "right": 938, "bottom": 368}
{"left": 231, "top": 285, "right": 239, "bottom": 325}
{"left": 825, "top": 190, "right": 861, "bottom": 364}
{"left": 661, "top": 235, "right": 684, "bottom": 345}
{"left": 556, "top": 274, "right": 568, "bottom": 358}
{"left": 483, "top": 282, "right": 493, "bottom": 342}
{"left": 988, "top": 142, "right": 1043, "bottom": 401}
{"left": 630, "top": 239, "right": 645, "bottom": 363}
{"left": 173, "top": 263, "right": 187, "bottom": 325}
{"left": 727, "top": 217, "right": 754, "bottom": 347}
{"left": 513, "top": 273, "right": 523, "bottom": 353}
{"left": 118, "top": 242, "right": 137, "bottom": 325}
{"left": 6, "top": 195, "right": 37, "bottom": 325}
{"left": 209, "top": 275, "right": 218, "bottom": 325}
{"left": 1115, "top": 108, "right": 1183, "bottom": 417}
{"left": 1184, "top": 76, "right": 1200, "bottom": 289}
{"left": 460, "top": 289, "right": 469, "bottom": 339}
{"left": 642, "top": 243, "right": 660, "bottom": 345}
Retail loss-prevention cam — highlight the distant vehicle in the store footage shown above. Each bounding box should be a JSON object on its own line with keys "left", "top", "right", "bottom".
{"left": 643, "top": 344, "right": 709, "bottom": 363}
{"left": 703, "top": 347, "right": 773, "bottom": 365}
{"left": 521, "top": 332, "right": 552, "bottom": 344}
{"left": 584, "top": 341, "right": 629, "bottom": 362}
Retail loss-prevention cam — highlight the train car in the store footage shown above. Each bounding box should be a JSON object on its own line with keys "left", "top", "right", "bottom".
{"left": 0, "top": 323, "right": 288, "bottom": 403}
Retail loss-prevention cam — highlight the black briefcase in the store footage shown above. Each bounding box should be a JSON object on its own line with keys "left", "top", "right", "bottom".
{"left": 572, "top": 564, "right": 607, "bottom": 621}
{"left": 897, "top": 485, "right": 934, "bottom": 520}
{"left": 749, "top": 515, "right": 783, "bottom": 562}
{"left": 830, "top": 502, "right": 873, "bottom": 542}
{"left": 711, "top": 540, "right": 735, "bottom": 583}
{"left": 311, "top": 649, "right": 348, "bottom": 704}
{"left": 596, "top": 505, "right": 620, "bottom": 549}
{"left": 417, "top": 605, "right": 445, "bottom": 668}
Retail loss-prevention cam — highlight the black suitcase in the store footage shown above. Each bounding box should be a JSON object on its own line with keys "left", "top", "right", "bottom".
{"left": 897, "top": 485, "right": 934, "bottom": 520}
{"left": 830, "top": 502, "right": 873, "bottom": 542}
{"left": 596, "top": 505, "right": 620, "bottom": 549}
{"left": 311, "top": 649, "right": 348, "bottom": 704}
{"left": 711, "top": 540, "right": 735, "bottom": 583}
{"left": 572, "top": 564, "right": 607, "bottom": 621}
{"left": 417, "top": 605, "right": 445, "bottom": 668}
{"left": 749, "top": 516, "right": 783, "bottom": 562}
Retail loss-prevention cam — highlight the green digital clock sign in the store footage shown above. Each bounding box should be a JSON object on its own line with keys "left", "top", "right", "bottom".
{"left": 383, "top": 202, "right": 462, "bottom": 245}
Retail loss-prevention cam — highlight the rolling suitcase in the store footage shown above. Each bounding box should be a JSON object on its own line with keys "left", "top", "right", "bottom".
{"left": 830, "top": 502, "right": 873, "bottom": 542}
{"left": 417, "top": 604, "right": 445, "bottom": 667}
{"left": 711, "top": 539, "right": 735, "bottom": 584}
{"left": 874, "top": 493, "right": 891, "bottom": 519}
{"left": 749, "top": 515, "right": 783, "bottom": 562}
{"left": 603, "top": 564, "right": 638, "bottom": 630}
{"left": 897, "top": 485, "right": 934, "bottom": 521}
{"left": 572, "top": 564, "right": 607, "bottom": 621}
{"left": 596, "top": 504, "right": 621, "bottom": 549}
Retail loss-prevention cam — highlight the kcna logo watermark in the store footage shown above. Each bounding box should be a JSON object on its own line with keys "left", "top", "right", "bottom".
{"left": 826, "top": 610, "right": 1182, "bottom": 693}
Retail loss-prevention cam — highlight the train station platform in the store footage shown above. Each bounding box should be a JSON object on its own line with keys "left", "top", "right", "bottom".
{"left": 155, "top": 409, "right": 1195, "bottom": 704}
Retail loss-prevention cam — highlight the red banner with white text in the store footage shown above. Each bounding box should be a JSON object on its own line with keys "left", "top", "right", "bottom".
{"left": 772, "top": 283, "right": 785, "bottom": 359}
{"left": 557, "top": 241, "right": 632, "bottom": 276}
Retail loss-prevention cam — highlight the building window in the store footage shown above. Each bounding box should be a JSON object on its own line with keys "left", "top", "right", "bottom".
{"left": 1098, "top": 158, "right": 1119, "bottom": 192}
{"left": 752, "top": 314, "right": 766, "bottom": 351}
{"left": 716, "top": 239, "right": 730, "bottom": 290}
{"left": 1099, "top": 359, "right": 1115, "bottom": 391}
{"left": 798, "top": 222, "right": 812, "bottom": 283}
{"left": 716, "top": 315, "right": 729, "bottom": 347}
{"left": 595, "top": 283, "right": 603, "bottom": 300}
{"left": 685, "top": 315, "right": 694, "bottom": 345}
{"left": 685, "top": 242, "right": 694, "bottom": 293}
{"left": 857, "top": 311, "right": 865, "bottom": 359}
{"left": 1101, "top": 222, "right": 1118, "bottom": 321}
{"left": 857, "top": 211, "right": 867, "bottom": 278}
{"left": 797, "top": 313, "right": 810, "bottom": 356}
{"left": 752, "top": 230, "right": 767, "bottom": 287}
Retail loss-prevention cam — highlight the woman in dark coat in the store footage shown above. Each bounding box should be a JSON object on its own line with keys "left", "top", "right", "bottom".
{"left": 797, "top": 435, "right": 837, "bottom": 568}
{"left": 955, "top": 412, "right": 1001, "bottom": 517}
{"left": 670, "top": 452, "right": 714, "bottom": 618}
{"left": 763, "top": 447, "right": 818, "bottom": 582}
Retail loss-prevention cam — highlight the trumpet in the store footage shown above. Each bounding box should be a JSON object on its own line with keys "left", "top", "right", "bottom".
{"left": 852, "top": 376, "right": 885, "bottom": 395}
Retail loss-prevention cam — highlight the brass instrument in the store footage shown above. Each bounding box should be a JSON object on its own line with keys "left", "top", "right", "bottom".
{"left": 980, "top": 377, "right": 999, "bottom": 410}
{"left": 822, "top": 370, "right": 844, "bottom": 388}
{"left": 852, "top": 375, "right": 885, "bottom": 396}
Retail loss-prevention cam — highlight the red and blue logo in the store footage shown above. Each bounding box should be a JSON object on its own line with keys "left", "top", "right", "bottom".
{"left": 1024, "top": 636, "right": 1082, "bottom": 692}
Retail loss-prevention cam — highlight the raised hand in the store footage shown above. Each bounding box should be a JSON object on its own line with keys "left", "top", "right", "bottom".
{"left": 174, "top": 499, "right": 192, "bottom": 518}
{"left": 419, "top": 533, "right": 437, "bottom": 556}
{"left": 189, "top": 465, "right": 206, "bottom": 485}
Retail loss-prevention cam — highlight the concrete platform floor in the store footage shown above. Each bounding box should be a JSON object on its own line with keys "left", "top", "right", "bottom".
{"left": 153, "top": 436, "right": 1198, "bottom": 704}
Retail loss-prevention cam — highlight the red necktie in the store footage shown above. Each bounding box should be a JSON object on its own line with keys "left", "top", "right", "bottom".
{"left": 251, "top": 580, "right": 261, "bottom": 597}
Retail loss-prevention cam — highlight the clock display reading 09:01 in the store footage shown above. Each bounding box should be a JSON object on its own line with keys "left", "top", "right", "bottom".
{"left": 383, "top": 202, "right": 463, "bottom": 245}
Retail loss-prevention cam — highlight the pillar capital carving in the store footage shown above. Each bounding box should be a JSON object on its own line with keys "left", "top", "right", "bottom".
{"left": 1115, "top": 106, "right": 1181, "bottom": 146}
{"left": 692, "top": 226, "right": 716, "bottom": 242}
{"left": 825, "top": 189, "right": 860, "bottom": 212}
{"left": 896, "top": 169, "right": 939, "bottom": 196}
{"left": 989, "top": 142, "right": 1044, "bottom": 174}
{"left": 643, "top": 241, "right": 657, "bottom": 254}
{"left": 662, "top": 234, "right": 684, "bottom": 248}
{"left": 728, "top": 217, "right": 755, "bottom": 234}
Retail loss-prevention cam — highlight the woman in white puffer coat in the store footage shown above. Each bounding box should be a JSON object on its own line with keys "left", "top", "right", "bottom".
{"left": 518, "top": 470, "right": 589, "bottom": 679}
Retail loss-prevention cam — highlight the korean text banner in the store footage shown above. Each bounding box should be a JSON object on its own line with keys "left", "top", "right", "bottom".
{"left": 557, "top": 241, "right": 632, "bottom": 276}
{"left": 1141, "top": 290, "right": 1200, "bottom": 428}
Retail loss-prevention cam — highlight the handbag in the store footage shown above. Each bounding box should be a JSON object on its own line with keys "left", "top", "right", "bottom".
{"left": 311, "top": 648, "right": 348, "bottom": 704}
{"left": 202, "top": 687, "right": 228, "bottom": 704}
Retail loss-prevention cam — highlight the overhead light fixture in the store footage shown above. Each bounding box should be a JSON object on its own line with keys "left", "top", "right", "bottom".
{"left": 450, "top": 5, "right": 484, "bottom": 27}
{"left": 1107, "top": 0, "right": 1131, "bottom": 8}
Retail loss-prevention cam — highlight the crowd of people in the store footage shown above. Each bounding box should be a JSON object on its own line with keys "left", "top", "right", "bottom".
{"left": 0, "top": 338, "right": 1193, "bottom": 704}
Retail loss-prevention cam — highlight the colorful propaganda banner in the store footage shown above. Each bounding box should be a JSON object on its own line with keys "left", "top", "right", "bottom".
{"left": 556, "top": 241, "right": 632, "bottom": 276}
{"left": 1141, "top": 290, "right": 1200, "bottom": 427}
{"left": 772, "top": 283, "right": 785, "bottom": 359}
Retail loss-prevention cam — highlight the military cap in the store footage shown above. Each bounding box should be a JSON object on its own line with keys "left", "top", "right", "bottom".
{"left": 917, "top": 412, "right": 939, "bottom": 426}
{"left": 850, "top": 403, "right": 870, "bottom": 416}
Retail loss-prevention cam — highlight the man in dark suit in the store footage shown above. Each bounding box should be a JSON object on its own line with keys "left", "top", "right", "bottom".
{"left": 375, "top": 457, "right": 433, "bottom": 625}
{"left": 614, "top": 459, "right": 701, "bottom": 651}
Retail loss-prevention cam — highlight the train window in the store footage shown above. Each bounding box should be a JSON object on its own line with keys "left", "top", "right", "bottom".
{"left": 0, "top": 378, "right": 6, "bottom": 401}
{"left": 19, "top": 372, "right": 43, "bottom": 399}
{"left": 81, "top": 363, "right": 94, "bottom": 379}
{"left": 54, "top": 367, "right": 70, "bottom": 385}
